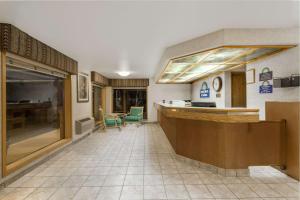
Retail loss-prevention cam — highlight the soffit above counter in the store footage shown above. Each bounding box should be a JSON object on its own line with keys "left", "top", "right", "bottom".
{"left": 0, "top": 23, "right": 78, "bottom": 75}
{"left": 91, "top": 71, "right": 149, "bottom": 87}
{"left": 155, "top": 28, "right": 298, "bottom": 84}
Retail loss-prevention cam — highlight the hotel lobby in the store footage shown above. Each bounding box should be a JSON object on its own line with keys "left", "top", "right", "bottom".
{"left": 0, "top": 1, "right": 299, "bottom": 200}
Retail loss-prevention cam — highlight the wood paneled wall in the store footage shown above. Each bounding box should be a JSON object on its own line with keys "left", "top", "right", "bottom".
{"left": 91, "top": 71, "right": 149, "bottom": 88}
{"left": 109, "top": 79, "right": 149, "bottom": 87}
{"left": 266, "top": 102, "right": 300, "bottom": 180}
{"left": 91, "top": 71, "right": 109, "bottom": 86}
{"left": 0, "top": 23, "right": 78, "bottom": 74}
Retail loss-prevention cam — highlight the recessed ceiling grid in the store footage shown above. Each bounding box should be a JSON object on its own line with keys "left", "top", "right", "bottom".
{"left": 158, "top": 45, "right": 294, "bottom": 83}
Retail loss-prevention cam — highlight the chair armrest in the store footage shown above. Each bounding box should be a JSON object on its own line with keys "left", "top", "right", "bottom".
{"left": 105, "top": 114, "right": 117, "bottom": 119}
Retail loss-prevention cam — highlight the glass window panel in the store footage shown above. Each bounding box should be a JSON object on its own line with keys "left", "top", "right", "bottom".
{"left": 186, "top": 64, "right": 220, "bottom": 74}
{"left": 201, "top": 48, "right": 251, "bottom": 64}
{"left": 161, "top": 74, "right": 178, "bottom": 80}
{"left": 113, "top": 89, "right": 124, "bottom": 113}
{"left": 231, "top": 47, "right": 282, "bottom": 63}
{"left": 165, "top": 63, "right": 190, "bottom": 73}
{"left": 175, "top": 73, "right": 200, "bottom": 82}
{"left": 173, "top": 52, "right": 208, "bottom": 64}
{"left": 6, "top": 66, "right": 64, "bottom": 164}
{"left": 93, "top": 86, "right": 102, "bottom": 121}
{"left": 159, "top": 46, "right": 292, "bottom": 83}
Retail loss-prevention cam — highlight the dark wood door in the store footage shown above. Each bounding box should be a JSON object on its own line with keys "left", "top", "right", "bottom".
{"left": 231, "top": 72, "right": 246, "bottom": 107}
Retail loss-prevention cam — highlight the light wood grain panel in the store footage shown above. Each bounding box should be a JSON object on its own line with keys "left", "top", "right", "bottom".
{"left": 1, "top": 51, "right": 7, "bottom": 176}
{"left": 91, "top": 71, "right": 109, "bottom": 86}
{"left": 64, "top": 75, "right": 72, "bottom": 139}
{"left": 266, "top": 102, "right": 300, "bottom": 180}
{"left": 158, "top": 109, "right": 285, "bottom": 171}
{"left": 158, "top": 110, "right": 177, "bottom": 150}
{"left": 6, "top": 139, "right": 71, "bottom": 175}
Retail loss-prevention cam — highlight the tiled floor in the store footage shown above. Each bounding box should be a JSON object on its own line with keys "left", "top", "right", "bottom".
{"left": 1, "top": 124, "right": 299, "bottom": 200}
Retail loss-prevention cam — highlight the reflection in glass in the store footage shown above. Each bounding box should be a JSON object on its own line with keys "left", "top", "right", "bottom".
{"left": 173, "top": 52, "right": 207, "bottom": 64}
{"left": 113, "top": 89, "right": 124, "bottom": 113}
{"left": 175, "top": 73, "right": 199, "bottom": 82}
{"left": 165, "top": 63, "right": 190, "bottom": 74}
{"left": 92, "top": 86, "right": 102, "bottom": 121}
{"left": 201, "top": 48, "right": 250, "bottom": 64}
{"left": 159, "top": 73, "right": 179, "bottom": 83}
{"left": 113, "top": 89, "right": 147, "bottom": 119}
{"left": 231, "top": 48, "right": 282, "bottom": 63}
{"left": 187, "top": 64, "right": 219, "bottom": 74}
{"left": 6, "top": 66, "right": 64, "bottom": 164}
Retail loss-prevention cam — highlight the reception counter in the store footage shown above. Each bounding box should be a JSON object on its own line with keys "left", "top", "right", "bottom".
{"left": 156, "top": 103, "right": 260, "bottom": 123}
{"left": 156, "top": 103, "right": 286, "bottom": 176}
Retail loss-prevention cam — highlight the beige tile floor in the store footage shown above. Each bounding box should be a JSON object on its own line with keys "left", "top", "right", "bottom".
{"left": 1, "top": 124, "right": 299, "bottom": 200}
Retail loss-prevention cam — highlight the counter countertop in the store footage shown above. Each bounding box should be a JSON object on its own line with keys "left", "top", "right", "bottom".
{"left": 155, "top": 102, "right": 259, "bottom": 123}
{"left": 156, "top": 102, "right": 259, "bottom": 113}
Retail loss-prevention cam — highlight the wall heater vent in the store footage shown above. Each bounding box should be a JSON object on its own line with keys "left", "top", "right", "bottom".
{"left": 75, "top": 117, "right": 94, "bottom": 135}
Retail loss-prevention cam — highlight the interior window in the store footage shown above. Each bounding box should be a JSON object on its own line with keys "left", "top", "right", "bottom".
{"left": 6, "top": 65, "right": 65, "bottom": 164}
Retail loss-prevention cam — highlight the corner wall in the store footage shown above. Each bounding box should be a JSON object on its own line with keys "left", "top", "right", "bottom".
{"left": 192, "top": 72, "right": 231, "bottom": 107}
{"left": 147, "top": 79, "right": 191, "bottom": 122}
{"left": 71, "top": 70, "right": 93, "bottom": 141}
{"left": 246, "top": 47, "right": 300, "bottom": 120}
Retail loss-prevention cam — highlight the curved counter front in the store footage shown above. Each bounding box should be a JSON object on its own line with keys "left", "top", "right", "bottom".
{"left": 156, "top": 103, "right": 285, "bottom": 176}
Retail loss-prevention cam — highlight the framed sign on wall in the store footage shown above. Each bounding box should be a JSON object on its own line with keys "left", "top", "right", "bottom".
{"left": 246, "top": 69, "right": 255, "bottom": 84}
{"left": 259, "top": 81, "right": 273, "bottom": 94}
{"left": 259, "top": 67, "right": 273, "bottom": 81}
{"left": 200, "top": 81, "right": 210, "bottom": 98}
{"left": 77, "top": 73, "right": 89, "bottom": 102}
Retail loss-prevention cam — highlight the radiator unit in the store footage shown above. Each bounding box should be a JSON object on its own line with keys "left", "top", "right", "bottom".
{"left": 75, "top": 117, "right": 94, "bottom": 135}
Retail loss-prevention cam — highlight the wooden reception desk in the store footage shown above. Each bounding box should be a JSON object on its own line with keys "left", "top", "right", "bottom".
{"left": 156, "top": 103, "right": 286, "bottom": 175}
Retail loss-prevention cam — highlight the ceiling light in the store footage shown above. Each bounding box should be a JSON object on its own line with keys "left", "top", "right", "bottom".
{"left": 158, "top": 46, "right": 294, "bottom": 83}
{"left": 117, "top": 71, "right": 130, "bottom": 77}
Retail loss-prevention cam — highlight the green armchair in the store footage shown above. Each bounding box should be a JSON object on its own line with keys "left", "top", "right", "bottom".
{"left": 99, "top": 108, "right": 122, "bottom": 130}
{"left": 124, "top": 106, "right": 144, "bottom": 126}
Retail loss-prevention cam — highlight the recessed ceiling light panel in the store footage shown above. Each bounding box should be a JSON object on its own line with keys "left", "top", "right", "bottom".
{"left": 158, "top": 45, "right": 294, "bottom": 83}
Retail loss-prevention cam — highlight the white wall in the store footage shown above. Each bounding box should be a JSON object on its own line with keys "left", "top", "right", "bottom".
{"left": 71, "top": 71, "right": 93, "bottom": 141}
{"left": 192, "top": 72, "right": 231, "bottom": 108}
{"left": 246, "top": 47, "right": 300, "bottom": 120}
{"left": 147, "top": 79, "right": 191, "bottom": 122}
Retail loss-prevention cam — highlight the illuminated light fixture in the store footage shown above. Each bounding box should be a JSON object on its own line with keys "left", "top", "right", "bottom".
{"left": 117, "top": 71, "right": 130, "bottom": 77}
{"left": 158, "top": 45, "right": 295, "bottom": 83}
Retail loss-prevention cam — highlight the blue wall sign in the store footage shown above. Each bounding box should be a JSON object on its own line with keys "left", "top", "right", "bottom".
{"left": 200, "top": 82, "right": 210, "bottom": 98}
{"left": 259, "top": 81, "right": 273, "bottom": 94}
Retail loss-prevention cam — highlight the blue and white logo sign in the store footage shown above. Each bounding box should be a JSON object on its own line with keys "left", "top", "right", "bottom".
{"left": 259, "top": 67, "right": 273, "bottom": 81}
{"left": 259, "top": 81, "right": 273, "bottom": 94}
{"left": 200, "top": 82, "right": 210, "bottom": 98}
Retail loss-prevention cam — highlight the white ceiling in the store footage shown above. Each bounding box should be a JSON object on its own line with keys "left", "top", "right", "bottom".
{"left": 0, "top": 1, "right": 298, "bottom": 79}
